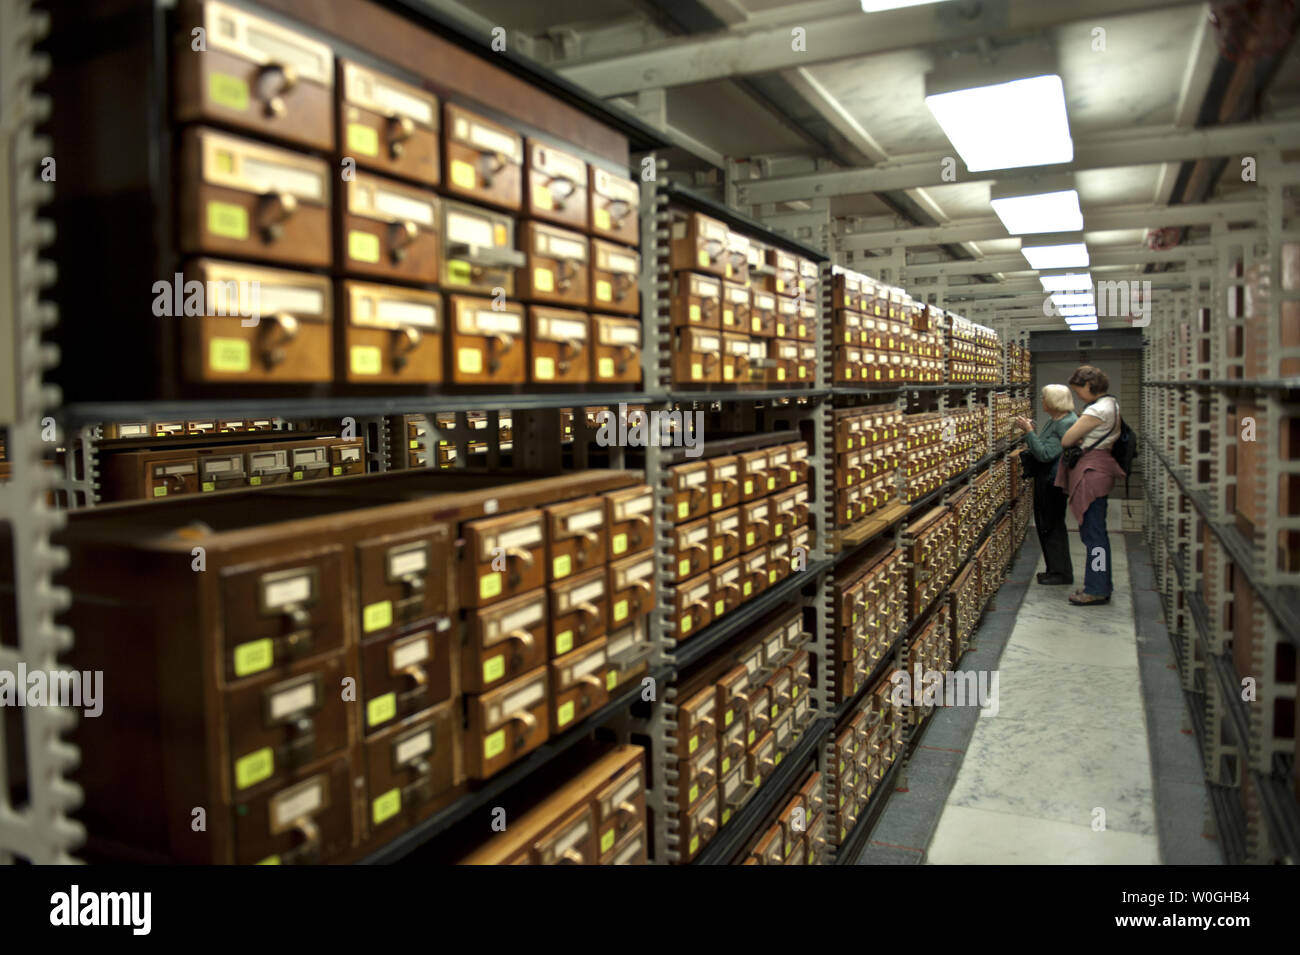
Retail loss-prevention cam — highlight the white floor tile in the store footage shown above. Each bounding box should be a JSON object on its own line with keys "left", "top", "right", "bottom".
{"left": 926, "top": 805, "right": 1160, "bottom": 865}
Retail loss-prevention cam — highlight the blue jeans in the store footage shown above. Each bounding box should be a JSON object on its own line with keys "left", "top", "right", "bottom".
{"left": 1079, "top": 496, "right": 1111, "bottom": 597}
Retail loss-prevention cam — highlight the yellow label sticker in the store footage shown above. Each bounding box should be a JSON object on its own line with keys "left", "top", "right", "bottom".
{"left": 235, "top": 747, "right": 274, "bottom": 790}
{"left": 777, "top": 324, "right": 785, "bottom": 337}
{"left": 775, "top": 279, "right": 785, "bottom": 292}
{"left": 479, "top": 572, "right": 502, "bottom": 600}
{"left": 723, "top": 365, "right": 735, "bottom": 381}
{"left": 332, "top": 466, "right": 342, "bottom": 476}
{"left": 606, "top": 670, "right": 619, "bottom": 691}
{"left": 743, "top": 581, "right": 753, "bottom": 597}
{"left": 769, "top": 569, "right": 777, "bottom": 584}
{"left": 596, "top": 280, "right": 613, "bottom": 301}
{"left": 483, "top": 654, "right": 506, "bottom": 684}
{"left": 459, "top": 347, "right": 484, "bottom": 375}
{"left": 689, "top": 735, "right": 699, "bottom": 754}
{"left": 601, "top": 828, "right": 616, "bottom": 854}
{"left": 210, "top": 337, "right": 251, "bottom": 373}
{"left": 257, "top": 855, "right": 281, "bottom": 865}
{"left": 677, "top": 501, "right": 689, "bottom": 519}
{"left": 349, "top": 230, "right": 381, "bottom": 264}
{"left": 767, "top": 477, "right": 775, "bottom": 490}
{"left": 697, "top": 250, "right": 710, "bottom": 267}
{"left": 372, "top": 788, "right": 402, "bottom": 825}
{"left": 689, "top": 304, "right": 701, "bottom": 322}
{"left": 790, "top": 469, "right": 797, "bottom": 483}
{"left": 744, "top": 479, "right": 753, "bottom": 495}
{"left": 746, "top": 531, "right": 755, "bottom": 547}
{"left": 553, "top": 554, "right": 572, "bottom": 579}
{"left": 534, "top": 267, "right": 555, "bottom": 293}
{"left": 724, "top": 308, "right": 734, "bottom": 325}
{"left": 614, "top": 599, "right": 629, "bottom": 622}
{"left": 724, "top": 710, "right": 734, "bottom": 728}
{"left": 207, "top": 200, "right": 249, "bottom": 240}
{"left": 152, "top": 486, "right": 167, "bottom": 498}
{"left": 535, "top": 356, "right": 556, "bottom": 380}
{"left": 367, "top": 692, "right": 397, "bottom": 727}
{"left": 598, "top": 356, "right": 615, "bottom": 379}
{"left": 678, "top": 558, "right": 691, "bottom": 577}
{"left": 209, "top": 72, "right": 250, "bottom": 111}
{"left": 792, "top": 685, "right": 800, "bottom": 699}
{"left": 202, "top": 481, "right": 216, "bottom": 492}
{"left": 690, "top": 834, "right": 700, "bottom": 855}
{"left": 451, "top": 159, "right": 477, "bottom": 190}
{"left": 233, "top": 638, "right": 273, "bottom": 677}
{"left": 722, "top": 808, "right": 732, "bottom": 825}
{"left": 347, "top": 122, "right": 380, "bottom": 156}
{"left": 713, "top": 544, "right": 723, "bottom": 562}
{"left": 775, "top": 752, "right": 784, "bottom": 765}
{"left": 725, "top": 263, "right": 733, "bottom": 278}
{"left": 689, "top": 783, "right": 699, "bottom": 804}
{"left": 613, "top": 533, "right": 628, "bottom": 555}
{"left": 558, "top": 700, "right": 576, "bottom": 727}
{"left": 534, "top": 184, "right": 553, "bottom": 210}
{"left": 351, "top": 345, "right": 383, "bottom": 376}
{"left": 484, "top": 729, "right": 506, "bottom": 760}
{"left": 249, "top": 476, "right": 262, "bottom": 486}
{"left": 775, "top": 523, "right": 783, "bottom": 537}
{"left": 363, "top": 600, "right": 393, "bottom": 633}
{"left": 714, "top": 599, "right": 724, "bottom": 616}
{"left": 711, "top": 491, "right": 723, "bottom": 509}
{"left": 291, "top": 472, "right": 304, "bottom": 481}
{"left": 691, "top": 362, "right": 703, "bottom": 378}
{"left": 681, "top": 614, "right": 692, "bottom": 634}
{"left": 447, "top": 259, "right": 472, "bottom": 285}
{"left": 556, "top": 630, "right": 574, "bottom": 655}
{"left": 752, "top": 317, "right": 762, "bottom": 333}
{"left": 595, "top": 207, "right": 612, "bottom": 230}
{"left": 748, "top": 729, "right": 756, "bottom": 745}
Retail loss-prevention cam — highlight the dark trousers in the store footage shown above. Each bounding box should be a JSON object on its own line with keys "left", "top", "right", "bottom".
{"left": 1033, "top": 465, "right": 1072, "bottom": 579}
{"left": 1079, "top": 496, "right": 1112, "bottom": 597}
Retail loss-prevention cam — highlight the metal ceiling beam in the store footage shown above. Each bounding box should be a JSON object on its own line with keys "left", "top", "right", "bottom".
{"left": 736, "top": 120, "right": 1300, "bottom": 203}
{"left": 835, "top": 199, "right": 1264, "bottom": 251}
{"left": 901, "top": 240, "right": 1233, "bottom": 278}
{"left": 941, "top": 272, "right": 1199, "bottom": 299}
{"left": 556, "top": 0, "right": 1200, "bottom": 96}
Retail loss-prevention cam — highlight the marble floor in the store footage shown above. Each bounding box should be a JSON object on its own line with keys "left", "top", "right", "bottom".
{"left": 926, "top": 525, "right": 1162, "bottom": 864}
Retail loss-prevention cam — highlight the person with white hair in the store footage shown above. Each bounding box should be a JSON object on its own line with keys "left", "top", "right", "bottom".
{"left": 1015, "top": 383, "right": 1078, "bottom": 585}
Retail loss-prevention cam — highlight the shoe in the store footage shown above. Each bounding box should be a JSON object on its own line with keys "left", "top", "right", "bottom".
{"left": 1037, "top": 573, "right": 1073, "bottom": 585}
{"left": 1069, "top": 592, "right": 1111, "bottom": 606}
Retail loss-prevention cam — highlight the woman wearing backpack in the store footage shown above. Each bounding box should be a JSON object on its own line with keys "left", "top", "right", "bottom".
{"left": 1056, "top": 365, "right": 1127, "bottom": 606}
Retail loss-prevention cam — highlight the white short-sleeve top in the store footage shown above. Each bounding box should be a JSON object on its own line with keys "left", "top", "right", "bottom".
{"left": 1081, "top": 395, "right": 1120, "bottom": 451}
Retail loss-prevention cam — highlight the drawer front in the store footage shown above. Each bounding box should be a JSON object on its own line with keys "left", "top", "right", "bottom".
{"left": 670, "top": 211, "right": 727, "bottom": 277}
{"left": 519, "top": 222, "right": 590, "bottom": 307}
{"left": 546, "top": 496, "right": 607, "bottom": 581}
{"left": 143, "top": 453, "right": 200, "bottom": 498}
{"left": 750, "top": 292, "right": 777, "bottom": 337}
{"left": 595, "top": 761, "right": 646, "bottom": 848}
{"left": 221, "top": 551, "right": 345, "bottom": 684}
{"left": 707, "top": 456, "right": 741, "bottom": 512}
{"left": 342, "top": 281, "right": 442, "bottom": 384}
{"left": 526, "top": 139, "right": 589, "bottom": 230}
{"left": 748, "top": 730, "right": 777, "bottom": 786}
{"left": 339, "top": 59, "right": 440, "bottom": 186}
{"left": 605, "top": 484, "right": 654, "bottom": 559}
{"left": 355, "top": 524, "right": 451, "bottom": 636}
{"left": 766, "top": 446, "right": 795, "bottom": 493}
{"left": 718, "top": 763, "right": 749, "bottom": 828}
{"left": 443, "top": 103, "right": 523, "bottom": 211}
{"left": 182, "top": 258, "right": 332, "bottom": 384}
{"left": 678, "top": 741, "right": 717, "bottom": 810}
{"left": 672, "top": 272, "right": 722, "bottom": 329}
{"left": 773, "top": 298, "right": 799, "bottom": 339}
{"left": 723, "top": 232, "right": 750, "bottom": 283}
{"left": 722, "top": 282, "right": 750, "bottom": 333}
{"left": 747, "top": 686, "right": 771, "bottom": 742}
{"left": 710, "top": 559, "right": 743, "bottom": 620}
{"left": 589, "top": 166, "right": 639, "bottom": 247}
{"left": 681, "top": 788, "right": 719, "bottom": 862}
{"left": 605, "top": 618, "right": 652, "bottom": 692}
{"left": 364, "top": 703, "right": 462, "bottom": 838}
{"left": 463, "top": 589, "right": 549, "bottom": 693}
{"left": 225, "top": 653, "right": 350, "bottom": 798}
{"left": 720, "top": 333, "right": 750, "bottom": 383}
{"left": 673, "top": 572, "right": 714, "bottom": 640}
{"left": 342, "top": 174, "right": 441, "bottom": 283}
{"left": 461, "top": 509, "right": 546, "bottom": 607}
{"left": 590, "top": 239, "right": 640, "bottom": 315}
{"left": 676, "top": 686, "right": 718, "bottom": 758}
{"left": 672, "top": 327, "right": 722, "bottom": 383}
{"left": 741, "top": 550, "right": 768, "bottom": 602}
{"left": 602, "top": 822, "right": 647, "bottom": 865}
{"left": 233, "top": 757, "right": 353, "bottom": 865}
{"left": 197, "top": 448, "right": 246, "bottom": 491}
{"left": 466, "top": 669, "right": 550, "bottom": 779}
{"left": 737, "top": 451, "right": 768, "bottom": 502}
{"left": 672, "top": 517, "right": 712, "bottom": 582}
{"left": 359, "top": 623, "right": 452, "bottom": 733}
{"left": 440, "top": 200, "right": 523, "bottom": 295}
{"left": 532, "top": 806, "right": 597, "bottom": 865}
{"left": 741, "top": 498, "right": 771, "bottom": 552}
{"left": 176, "top": 1, "right": 334, "bottom": 153}
{"left": 180, "top": 128, "right": 331, "bottom": 267}
{"left": 448, "top": 295, "right": 527, "bottom": 384}
{"left": 549, "top": 637, "right": 610, "bottom": 733}
{"left": 530, "top": 307, "right": 590, "bottom": 384}
{"left": 607, "top": 551, "right": 656, "bottom": 629}
{"left": 549, "top": 567, "right": 608, "bottom": 655}
{"left": 670, "top": 461, "right": 711, "bottom": 523}
{"left": 591, "top": 314, "right": 641, "bottom": 383}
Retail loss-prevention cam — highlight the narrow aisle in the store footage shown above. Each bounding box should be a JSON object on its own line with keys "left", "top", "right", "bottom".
{"left": 926, "top": 527, "right": 1160, "bottom": 864}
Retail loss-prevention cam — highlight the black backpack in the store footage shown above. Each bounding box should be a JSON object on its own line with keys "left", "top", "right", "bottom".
{"left": 1111, "top": 417, "right": 1137, "bottom": 475}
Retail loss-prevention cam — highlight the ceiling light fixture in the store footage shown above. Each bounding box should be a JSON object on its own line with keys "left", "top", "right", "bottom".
{"left": 991, "top": 188, "right": 1082, "bottom": 235}
{"left": 860, "top": 0, "right": 950, "bottom": 11}
{"left": 1022, "top": 231, "right": 1089, "bottom": 270}
{"left": 1039, "top": 272, "right": 1092, "bottom": 292}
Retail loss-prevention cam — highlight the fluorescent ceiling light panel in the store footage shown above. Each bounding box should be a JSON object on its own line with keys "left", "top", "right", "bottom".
{"left": 1051, "top": 291, "right": 1095, "bottom": 309}
{"left": 861, "top": 0, "right": 948, "bottom": 10}
{"left": 1070, "top": 323, "right": 1099, "bottom": 331}
{"left": 1064, "top": 313, "right": 1097, "bottom": 324}
{"left": 1059, "top": 306, "right": 1096, "bottom": 318}
{"left": 1022, "top": 242, "right": 1089, "bottom": 270}
{"left": 925, "top": 74, "right": 1073, "bottom": 172}
{"left": 991, "top": 189, "right": 1083, "bottom": 234}
{"left": 1039, "top": 272, "right": 1091, "bottom": 292}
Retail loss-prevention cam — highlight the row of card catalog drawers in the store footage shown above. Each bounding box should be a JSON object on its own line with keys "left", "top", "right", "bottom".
{"left": 743, "top": 772, "right": 828, "bottom": 865}
{"left": 177, "top": 2, "right": 640, "bottom": 244}
{"left": 829, "top": 672, "right": 904, "bottom": 847}
{"left": 668, "top": 442, "right": 809, "bottom": 524}
{"left": 671, "top": 272, "right": 816, "bottom": 338}
{"left": 668, "top": 209, "right": 817, "bottom": 295}
{"left": 182, "top": 260, "right": 642, "bottom": 385}
{"left": 673, "top": 331, "right": 816, "bottom": 386}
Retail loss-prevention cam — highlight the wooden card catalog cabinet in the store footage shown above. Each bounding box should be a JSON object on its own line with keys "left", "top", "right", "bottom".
{"left": 357, "top": 624, "right": 450, "bottom": 731}
{"left": 440, "top": 199, "right": 525, "bottom": 295}
{"left": 364, "top": 703, "right": 461, "bottom": 838}
{"left": 589, "top": 166, "right": 640, "bottom": 247}
{"left": 462, "top": 589, "right": 548, "bottom": 693}
{"left": 182, "top": 259, "right": 331, "bottom": 383}
{"left": 526, "top": 139, "right": 589, "bottom": 231}
{"left": 180, "top": 128, "right": 331, "bottom": 267}
{"left": 442, "top": 103, "right": 523, "bottom": 211}
{"left": 175, "top": 1, "right": 334, "bottom": 152}
{"left": 339, "top": 60, "right": 440, "bottom": 186}
{"left": 342, "top": 173, "right": 441, "bottom": 282}
{"left": 529, "top": 307, "right": 590, "bottom": 384}
{"left": 448, "top": 295, "right": 526, "bottom": 384}
{"left": 671, "top": 272, "right": 722, "bottom": 329}
{"left": 590, "top": 315, "right": 641, "bottom": 384}
{"left": 550, "top": 638, "right": 609, "bottom": 733}
{"left": 466, "top": 669, "right": 549, "bottom": 779}
{"left": 519, "top": 222, "right": 590, "bottom": 307}
{"left": 342, "top": 282, "right": 441, "bottom": 384}
{"left": 235, "top": 760, "right": 354, "bottom": 865}
{"left": 672, "top": 327, "right": 722, "bottom": 384}
{"left": 590, "top": 239, "right": 640, "bottom": 315}
{"left": 669, "top": 210, "right": 728, "bottom": 277}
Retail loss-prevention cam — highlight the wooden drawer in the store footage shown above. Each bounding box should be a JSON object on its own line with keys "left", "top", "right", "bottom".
{"left": 737, "top": 450, "right": 769, "bottom": 502}
{"left": 766, "top": 338, "right": 798, "bottom": 386}
{"left": 608, "top": 550, "right": 656, "bottom": 629}
{"left": 364, "top": 703, "right": 462, "bottom": 839}
{"left": 465, "top": 668, "right": 549, "bottom": 779}
{"left": 590, "top": 239, "right": 640, "bottom": 315}
{"left": 741, "top": 548, "right": 769, "bottom": 602}
{"left": 741, "top": 496, "right": 772, "bottom": 551}
{"left": 605, "top": 617, "right": 652, "bottom": 691}
{"left": 233, "top": 757, "right": 353, "bottom": 865}
{"left": 532, "top": 805, "right": 597, "bottom": 865}
{"left": 355, "top": 523, "right": 450, "bottom": 635}
{"left": 669, "top": 209, "right": 728, "bottom": 276}
{"left": 338, "top": 59, "right": 440, "bottom": 186}
{"left": 518, "top": 221, "right": 590, "bottom": 307}
{"left": 589, "top": 166, "right": 639, "bottom": 247}
{"left": 358, "top": 623, "right": 452, "bottom": 733}
{"left": 707, "top": 456, "right": 741, "bottom": 513}
{"left": 545, "top": 496, "right": 607, "bottom": 582}
{"left": 750, "top": 290, "right": 777, "bottom": 337}
{"left": 723, "top": 231, "right": 751, "bottom": 283}
{"left": 673, "top": 571, "right": 714, "bottom": 641}
{"left": 529, "top": 307, "right": 590, "bottom": 384}
{"left": 181, "top": 259, "right": 331, "bottom": 384}
{"left": 447, "top": 294, "right": 527, "bottom": 384}
{"left": 550, "top": 637, "right": 610, "bottom": 733}
{"left": 341, "top": 281, "right": 442, "bottom": 384}
{"left": 721, "top": 332, "right": 751, "bottom": 383}
{"left": 440, "top": 199, "right": 525, "bottom": 295}
{"left": 766, "top": 248, "right": 798, "bottom": 298}
{"left": 175, "top": 1, "right": 334, "bottom": 153}
{"left": 709, "top": 506, "right": 742, "bottom": 567}
{"left": 590, "top": 314, "right": 642, "bottom": 383}
{"left": 672, "top": 517, "right": 712, "bottom": 582}
{"left": 341, "top": 173, "right": 441, "bottom": 283}
{"left": 671, "top": 271, "right": 722, "bottom": 329}
{"left": 179, "top": 127, "right": 330, "bottom": 268}
{"left": 460, "top": 509, "right": 546, "bottom": 608}
{"left": 595, "top": 760, "right": 646, "bottom": 857}
{"left": 462, "top": 588, "right": 548, "bottom": 694}
{"left": 550, "top": 567, "right": 608, "bottom": 656}
{"left": 526, "top": 138, "right": 589, "bottom": 230}
{"left": 605, "top": 484, "right": 654, "bottom": 559}
{"left": 443, "top": 102, "right": 523, "bottom": 211}
{"left": 722, "top": 281, "right": 750, "bottom": 334}
{"left": 766, "top": 444, "right": 796, "bottom": 494}
{"left": 774, "top": 296, "right": 799, "bottom": 339}
{"left": 710, "top": 558, "right": 743, "bottom": 620}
